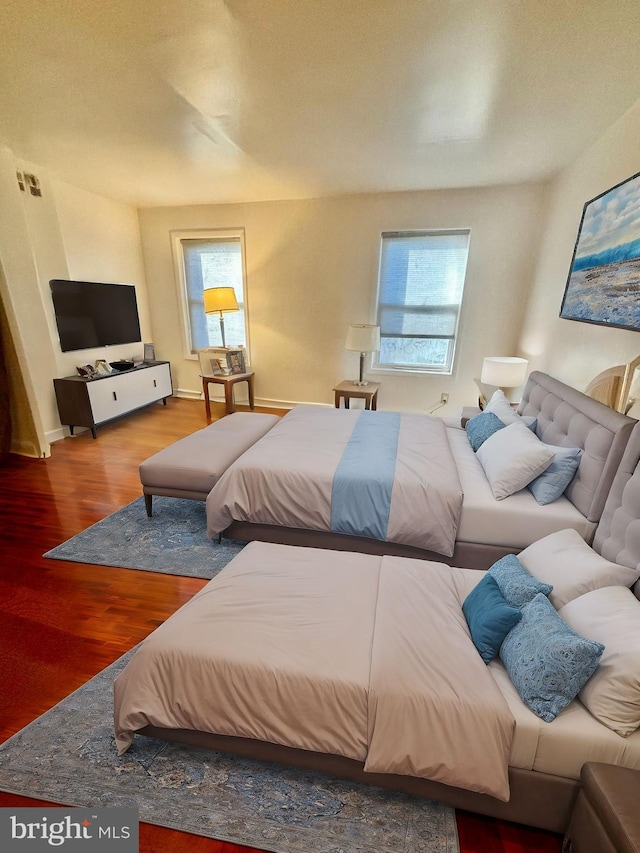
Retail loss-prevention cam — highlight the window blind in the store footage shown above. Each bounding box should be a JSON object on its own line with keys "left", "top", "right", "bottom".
{"left": 376, "top": 230, "right": 470, "bottom": 373}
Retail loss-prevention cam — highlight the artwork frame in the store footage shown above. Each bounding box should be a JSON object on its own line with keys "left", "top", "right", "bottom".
{"left": 560, "top": 171, "right": 640, "bottom": 332}
{"left": 226, "top": 349, "right": 246, "bottom": 375}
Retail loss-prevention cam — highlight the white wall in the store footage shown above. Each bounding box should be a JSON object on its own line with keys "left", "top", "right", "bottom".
{"left": 53, "top": 181, "right": 152, "bottom": 379}
{"left": 519, "top": 100, "right": 640, "bottom": 392}
{"left": 139, "top": 182, "right": 547, "bottom": 415}
{"left": 0, "top": 144, "right": 151, "bottom": 452}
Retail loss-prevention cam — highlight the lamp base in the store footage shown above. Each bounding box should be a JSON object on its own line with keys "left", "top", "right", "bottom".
{"left": 353, "top": 379, "right": 369, "bottom": 386}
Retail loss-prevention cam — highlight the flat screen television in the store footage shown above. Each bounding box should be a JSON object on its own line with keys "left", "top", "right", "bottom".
{"left": 50, "top": 279, "right": 142, "bottom": 353}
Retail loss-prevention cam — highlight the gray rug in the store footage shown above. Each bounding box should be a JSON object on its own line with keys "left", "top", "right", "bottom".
{"left": 43, "top": 496, "right": 246, "bottom": 578}
{"left": 0, "top": 651, "right": 459, "bottom": 853}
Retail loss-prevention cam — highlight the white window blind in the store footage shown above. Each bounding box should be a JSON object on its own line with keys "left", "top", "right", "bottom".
{"left": 181, "top": 237, "right": 247, "bottom": 352}
{"left": 375, "top": 230, "right": 470, "bottom": 373}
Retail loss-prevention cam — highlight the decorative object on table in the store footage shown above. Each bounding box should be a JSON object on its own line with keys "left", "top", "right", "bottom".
{"left": 345, "top": 324, "right": 380, "bottom": 386}
{"left": 109, "top": 359, "right": 135, "bottom": 371}
{"left": 76, "top": 363, "right": 97, "bottom": 378}
{"left": 560, "top": 171, "right": 640, "bottom": 331}
{"left": 143, "top": 342, "right": 156, "bottom": 362}
{"left": 478, "top": 356, "right": 529, "bottom": 407}
{"left": 226, "top": 348, "right": 246, "bottom": 374}
{"left": 94, "top": 359, "right": 111, "bottom": 375}
{"left": 198, "top": 347, "right": 231, "bottom": 377}
{"left": 203, "top": 286, "right": 239, "bottom": 348}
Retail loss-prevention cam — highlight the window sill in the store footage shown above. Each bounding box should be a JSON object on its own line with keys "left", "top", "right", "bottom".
{"left": 370, "top": 367, "right": 454, "bottom": 377}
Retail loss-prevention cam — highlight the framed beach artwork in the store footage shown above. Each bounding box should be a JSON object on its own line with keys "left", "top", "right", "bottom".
{"left": 560, "top": 171, "right": 640, "bottom": 332}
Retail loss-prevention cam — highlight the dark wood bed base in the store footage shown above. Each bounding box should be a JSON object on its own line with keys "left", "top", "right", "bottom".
{"left": 223, "top": 520, "right": 518, "bottom": 570}
{"left": 138, "top": 725, "right": 579, "bottom": 834}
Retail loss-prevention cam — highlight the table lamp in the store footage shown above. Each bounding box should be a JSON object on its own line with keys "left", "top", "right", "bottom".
{"left": 203, "top": 287, "right": 239, "bottom": 348}
{"left": 480, "top": 356, "right": 529, "bottom": 404}
{"left": 346, "top": 324, "right": 380, "bottom": 386}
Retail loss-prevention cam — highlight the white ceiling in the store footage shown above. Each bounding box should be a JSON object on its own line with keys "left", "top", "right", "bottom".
{"left": 1, "top": 0, "right": 640, "bottom": 208}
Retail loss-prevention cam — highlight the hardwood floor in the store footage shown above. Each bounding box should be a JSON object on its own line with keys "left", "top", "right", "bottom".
{"left": 0, "top": 396, "right": 562, "bottom": 853}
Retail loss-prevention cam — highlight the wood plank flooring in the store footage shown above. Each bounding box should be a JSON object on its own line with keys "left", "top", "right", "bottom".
{"left": 0, "top": 396, "right": 562, "bottom": 853}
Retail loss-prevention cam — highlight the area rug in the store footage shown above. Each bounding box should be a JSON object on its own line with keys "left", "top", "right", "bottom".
{"left": 0, "top": 651, "right": 459, "bottom": 853}
{"left": 43, "top": 496, "right": 246, "bottom": 578}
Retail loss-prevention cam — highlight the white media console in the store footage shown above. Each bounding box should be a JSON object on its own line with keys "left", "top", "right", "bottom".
{"left": 53, "top": 361, "right": 173, "bottom": 438}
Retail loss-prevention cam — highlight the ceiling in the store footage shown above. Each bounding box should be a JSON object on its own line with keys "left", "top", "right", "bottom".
{"left": 1, "top": 0, "right": 640, "bottom": 208}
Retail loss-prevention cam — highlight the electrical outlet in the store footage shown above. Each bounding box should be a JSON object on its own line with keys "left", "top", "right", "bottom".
{"left": 440, "top": 392, "right": 449, "bottom": 405}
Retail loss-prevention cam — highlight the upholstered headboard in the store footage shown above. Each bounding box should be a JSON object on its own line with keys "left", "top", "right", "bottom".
{"left": 593, "top": 420, "right": 640, "bottom": 573}
{"left": 518, "top": 371, "right": 636, "bottom": 523}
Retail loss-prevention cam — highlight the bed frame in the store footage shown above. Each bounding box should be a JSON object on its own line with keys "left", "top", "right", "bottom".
{"left": 222, "top": 371, "right": 636, "bottom": 569}
{"left": 135, "top": 417, "right": 640, "bottom": 835}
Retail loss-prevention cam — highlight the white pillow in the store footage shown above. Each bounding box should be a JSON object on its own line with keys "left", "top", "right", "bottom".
{"left": 475, "top": 422, "right": 554, "bottom": 500}
{"left": 484, "top": 390, "right": 532, "bottom": 427}
{"left": 559, "top": 586, "right": 640, "bottom": 737}
{"left": 517, "top": 528, "right": 640, "bottom": 608}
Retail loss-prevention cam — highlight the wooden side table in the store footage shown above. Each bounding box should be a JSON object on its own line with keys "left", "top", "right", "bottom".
{"left": 461, "top": 406, "right": 481, "bottom": 427}
{"left": 202, "top": 371, "right": 255, "bottom": 418}
{"left": 334, "top": 380, "right": 380, "bottom": 411}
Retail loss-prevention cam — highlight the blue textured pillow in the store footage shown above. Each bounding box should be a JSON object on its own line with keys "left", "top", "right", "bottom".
{"left": 488, "top": 554, "right": 553, "bottom": 608}
{"left": 466, "top": 411, "right": 506, "bottom": 451}
{"left": 462, "top": 575, "right": 522, "bottom": 664}
{"left": 500, "top": 593, "right": 604, "bottom": 722}
{"left": 528, "top": 445, "right": 582, "bottom": 505}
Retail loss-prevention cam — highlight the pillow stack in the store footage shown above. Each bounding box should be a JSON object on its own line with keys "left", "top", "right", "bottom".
{"left": 466, "top": 390, "right": 582, "bottom": 503}
{"left": 463, "top": 528, "right": 640, "bottom": 732}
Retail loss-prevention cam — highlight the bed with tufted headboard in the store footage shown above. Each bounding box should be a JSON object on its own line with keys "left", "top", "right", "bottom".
{"left": 205, "top": 371, "right": 635, "bottom": 569}
{"left": 115, "top": 419, "right": 640, "bottom": 834}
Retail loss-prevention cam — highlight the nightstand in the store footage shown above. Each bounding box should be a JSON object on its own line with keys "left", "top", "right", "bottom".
{"left": 334, "top": 380, "right": 380, "bottom": 411}
{"left": 202, "top": 371, "right": 255, "bottom": 418}
{"left": 564, "top": 762, "right": 640, "bottom": 853}
{"left": 461, "top": 406, "right": 481, "bottom": 427}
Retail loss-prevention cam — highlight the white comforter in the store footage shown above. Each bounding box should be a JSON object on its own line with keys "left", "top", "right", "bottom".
{"left": 205, "top": 406, "right": 464, "bottom": 557}
{"left": 114, "top": 542, "right": 515, "bottom": 800}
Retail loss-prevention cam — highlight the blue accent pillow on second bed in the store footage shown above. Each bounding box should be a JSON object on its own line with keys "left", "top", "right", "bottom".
{"left": 462, "top": 574, "right": 522, "bottom": 664}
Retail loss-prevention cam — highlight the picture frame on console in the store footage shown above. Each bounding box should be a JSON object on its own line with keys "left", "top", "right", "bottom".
{"left": 560, "top": 170, "right": 640, "bottom": 332}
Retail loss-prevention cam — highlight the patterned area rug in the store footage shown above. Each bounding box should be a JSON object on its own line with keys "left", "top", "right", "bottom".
{"left": 0, "top": 651, "right": 459, "bottom": 853}
{"left": 43, "top": 496, "right": 246, "bottom": 578}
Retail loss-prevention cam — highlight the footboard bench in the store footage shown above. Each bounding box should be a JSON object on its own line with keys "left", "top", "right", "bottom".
{"left": 139, "top": 412, "right": 280, "bottom": 516}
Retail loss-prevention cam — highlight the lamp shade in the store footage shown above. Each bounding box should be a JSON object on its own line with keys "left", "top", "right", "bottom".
{"left": 481, "top": 356, "right": 529, "bottom": 388}
{"left": 203, "top": 287, "right": 239, "bottom": 314}
{"left": 345, "top": 324, "right": 380, "bottom": 353}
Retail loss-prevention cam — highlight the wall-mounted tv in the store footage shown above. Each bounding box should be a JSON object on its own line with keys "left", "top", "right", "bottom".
{"left": 50, "top": 279, "right": 142, "bottom": 353}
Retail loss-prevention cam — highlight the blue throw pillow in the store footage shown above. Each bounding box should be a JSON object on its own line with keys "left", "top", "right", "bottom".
{"left": 528, "top": 445, "right": 582, "bottom": 505}
{"left": 488, "top": 554, "right": 553, "bottom": 608}
{"left": 500, "top": 593, "right": 604, "bottom": 722}
{"left": 462, "top": 574, "right": 522, "bottom": 664}
{"left": 466, "top": 411, "right": 506, "bottom": 451}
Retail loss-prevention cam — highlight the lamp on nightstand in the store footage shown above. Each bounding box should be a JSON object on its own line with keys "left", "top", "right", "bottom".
{"left": 479, "top": 356, "right": 529, "bottom": 406}
{"left": 203, "top": 287, "right": 239, "bottom": 348}
{"left": 346, "top": 324, "right": 380, "bottom": 386}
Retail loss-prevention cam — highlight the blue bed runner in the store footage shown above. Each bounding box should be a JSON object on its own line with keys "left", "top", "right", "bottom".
{"left": 330, "top": 411, "right": 401, "bottom": 540}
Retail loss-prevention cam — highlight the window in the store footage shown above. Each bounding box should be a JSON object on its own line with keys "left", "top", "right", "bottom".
{"left": 173, "top": 230, "right": 248, "bottom": 356}
{"left": 375, "top": 230, "right": 470, "bottom": 374}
